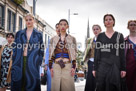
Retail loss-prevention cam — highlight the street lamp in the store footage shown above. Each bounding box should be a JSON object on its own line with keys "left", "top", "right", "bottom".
{"left": 33, "top": 0, "right": 38, "bottom": 16}
{"left": 68, "top": 9, "right": 78, "bottom": 34}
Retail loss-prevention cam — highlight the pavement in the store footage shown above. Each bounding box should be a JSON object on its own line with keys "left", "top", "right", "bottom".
{"left": 6, "top": 79, "right": 86, "bottom": 91}
{"left": 41, "top": 79, "right": 86, "bottom": 91}
{"left": 75, "top": 79, "right": 86, "bottom": 91}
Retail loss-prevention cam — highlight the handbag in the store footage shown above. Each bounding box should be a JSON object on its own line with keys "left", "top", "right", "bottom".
{"left": 41, "top": 70, "right": 47, "bottom": 85}
{"left": 58, "top": 59, "right": 65, "bottom": 68}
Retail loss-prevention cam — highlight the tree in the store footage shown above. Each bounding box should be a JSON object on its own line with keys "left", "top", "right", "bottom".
{"left": 13, "top": 0, "right": 24, "bottom": 5}
{"left": 76, "top": 50, "right": 84, "bottom": 70}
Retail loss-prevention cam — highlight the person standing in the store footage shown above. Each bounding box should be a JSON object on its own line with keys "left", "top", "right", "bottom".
{"left": 125, "top": 20, "right": 136, "bottom": 91}
{"left": 84, "top": 24, "right": 102, "bottom": 91}
{"left": 49, "top": 19, "right": 77, "bottom": 91}
{"left": 93, "top": 14, "right": 126, "bottom": 91}
{"left": 11, "top": 13, "right": 44, "bottom": 91}
{"left": 44, "top": 23, "right": 60, "bottom": 91}
{"left": 0, "top": 33, "right": 14, "bottom": 91}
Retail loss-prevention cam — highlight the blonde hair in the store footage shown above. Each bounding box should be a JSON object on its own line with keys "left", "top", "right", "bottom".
{"left": 24, "top": 13, "right": 35, "bottom": 20}
{"left": 92, "top": 24, "right": 102, "bottom": 31}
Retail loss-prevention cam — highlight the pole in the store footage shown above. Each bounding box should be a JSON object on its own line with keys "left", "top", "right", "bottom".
{"left": 68, "top": 9, "right": 70, "bottom": 34}
{"left": 68, "top": 9, "right": 78, "bottom": 34}
{"left": 33, "top": 0, "right": 36, "bottom": 16}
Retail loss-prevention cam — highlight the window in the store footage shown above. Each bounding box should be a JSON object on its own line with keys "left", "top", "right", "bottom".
{"left": 0, "top": 4, "right": 4, "bottom": 29}
{"left": 19, "top": 17, "right": 22, "bottom": 30}
{"left": 47, "top": 36, "right": 50, "bottom": 46}
{"left": 48, "top": 36, "right": 50, "bottom": 41}
{"left": 7, "top": 9, "right": 16, "bottom": 32}
{"left": 0, "top": 6, "right": 2, "bottom": 27}
{"left": 7, "top": 10, "right": 11, "bottom": 31}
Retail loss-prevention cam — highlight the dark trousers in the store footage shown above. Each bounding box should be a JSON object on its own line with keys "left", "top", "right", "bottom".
{"left": 85, "top": 61, "right": 96, "bottom": 91}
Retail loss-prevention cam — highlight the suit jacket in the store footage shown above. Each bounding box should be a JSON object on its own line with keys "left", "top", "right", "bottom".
{"left": 49, "top": 34, "right": 77, "bottom": 61}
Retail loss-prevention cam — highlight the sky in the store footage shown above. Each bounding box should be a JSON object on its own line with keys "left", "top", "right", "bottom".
{"left": 27, "top": 0, "right": 136, "bottom": 51}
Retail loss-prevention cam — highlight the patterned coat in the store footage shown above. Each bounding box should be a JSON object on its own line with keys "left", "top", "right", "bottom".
{"left": 11, "top": 28, "right": 44, "bottom": 91}
{"left": 83, "top": 38, "right": 94, "bottom": 62}
{"left": 49, "top": 34, "right": 77, "bottom": 61}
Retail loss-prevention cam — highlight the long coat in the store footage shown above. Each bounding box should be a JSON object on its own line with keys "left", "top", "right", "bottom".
{"left": 11, "top": 28, "right": 44, "bottom": 91}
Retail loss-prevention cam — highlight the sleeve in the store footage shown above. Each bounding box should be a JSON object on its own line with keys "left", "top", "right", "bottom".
{"left": 73, "top": 37, "right": 77, "bottom": 53}
{"left": 0, "top": 46, "right": 4, "bottom": 68}
{"left": 49, "top": 38, "right": 54, "bottom": 69}
{"left": 83, "top": 38, "right": 92, "bottom": 62}
{"left": 49, "top": 56, "right": 55, "bottom": 69}
{"left": 119, "top": 33, "right": 126, "bottom": 71}
{"left": 12, "top": 31, "right": 19, "bottom": 62}
{"left": 45, "top": 40, "right": 55, "bottom": 68}
{"left": 44, "top": 40, "right": 50, "bottom": 65}
{"left": 39, "top": 33, "right": 44, "bottom": 65}
{"left": 72, "top": 37, "right": 77, "bottom": 69}
{"left": 94, "top": 34, "right": 101, "bottom": 71}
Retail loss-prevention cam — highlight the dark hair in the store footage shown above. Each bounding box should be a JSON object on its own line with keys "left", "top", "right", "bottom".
{"left": 103, "top": 14, "right": 115, "bottom": 27}
{"left": 6, "top": 33, "right": 14, "bottom": 38}
{"left": 59, "top": 19, "right": 69, "bottom": 25}
{"left": 55, "top": 23, "right": 59, "bottom": 28}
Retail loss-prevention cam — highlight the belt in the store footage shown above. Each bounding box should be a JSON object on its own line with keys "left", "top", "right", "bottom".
{"left": 55, "top": 61, "right": 71, "bottom": 64}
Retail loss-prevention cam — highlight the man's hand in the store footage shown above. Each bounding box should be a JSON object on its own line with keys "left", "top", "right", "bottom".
{"left": 50, "top": 68, "right": 54, "bottom": 78}
{"left": 121, "top": 71, "right": 126, "bottom": 78}
{"left": 71, "top": 68, "right": 75, "bottom": 77}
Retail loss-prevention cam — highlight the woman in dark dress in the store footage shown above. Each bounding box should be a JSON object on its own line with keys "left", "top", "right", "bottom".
{"left": 0, "top": 33, "right": 14, "bottom": 91}
{"left": 92, "top": 14, "right": 126, "bottom": 91}
{"left": 84, "top": 24, "right": 102, "bottom": 91}
{"left": 125, "top": 20, "right": 136, "bottom": 91}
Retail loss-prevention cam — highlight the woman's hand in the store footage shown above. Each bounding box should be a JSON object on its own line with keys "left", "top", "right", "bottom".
{"left": 71, "top": 68, "right": 75, "bottom": 77}
{"left": 121, "top": 71, "right": 126, "bottom": 78}
{"left": 44, "top": 65, "right": 47, "bottom": 71}
{"left": 92, "top": 71, "right": 96, "bottom": 77}
{"left": 50, "top": 68, "right": 54, "bottom": 78}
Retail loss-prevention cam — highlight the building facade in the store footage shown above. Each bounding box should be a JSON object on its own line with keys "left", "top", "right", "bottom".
{"left": 0, "top": 0, "right": 55, "bottom": 46}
